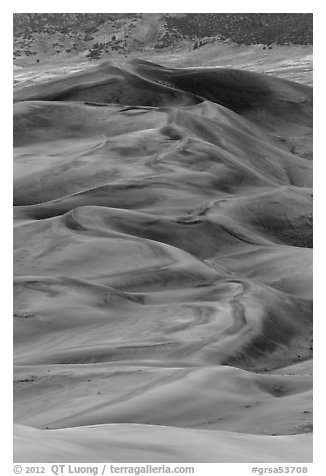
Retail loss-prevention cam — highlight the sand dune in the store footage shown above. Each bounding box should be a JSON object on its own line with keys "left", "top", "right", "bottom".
{"left": 13, "top": 58, "right": 312, "bottom": 462}
{"left": 14, "top": 363, "right": 312, "bottom": 436}
{"left": 14, "top": 424, "right": 312, "bottom": 463}
{"left": 13, "top": 59, "right": 312, "bottom": 155}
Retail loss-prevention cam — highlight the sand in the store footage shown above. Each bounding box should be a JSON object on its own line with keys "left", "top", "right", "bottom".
{"left": 13, "top": 48, "right": 313, "bottom": 462}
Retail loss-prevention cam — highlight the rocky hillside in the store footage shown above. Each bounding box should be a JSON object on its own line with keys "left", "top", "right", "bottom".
{"left": 13, "top": 13, "right": 313, "bottom": 63}
{"left": 166, "top": 14, "right": 313, "bottom": 46}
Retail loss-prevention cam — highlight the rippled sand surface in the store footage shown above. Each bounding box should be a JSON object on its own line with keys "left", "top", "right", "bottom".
{"left": 13, "top": 53, "right": 312, "bottom": 462}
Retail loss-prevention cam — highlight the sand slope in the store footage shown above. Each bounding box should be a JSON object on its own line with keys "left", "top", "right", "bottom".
{"left": 14, "top": 424, "right": 312, "bottom": 463}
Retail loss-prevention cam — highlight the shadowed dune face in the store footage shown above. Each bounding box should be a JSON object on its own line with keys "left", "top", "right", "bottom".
{"left": 14, "top": 58, "right": 312, "bottom": 462}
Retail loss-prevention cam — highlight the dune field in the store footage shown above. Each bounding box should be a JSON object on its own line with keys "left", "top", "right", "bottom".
{"left": 13, "top": 49, "right": 313, "bottom": 462}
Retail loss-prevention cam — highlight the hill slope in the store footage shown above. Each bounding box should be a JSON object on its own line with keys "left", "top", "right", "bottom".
{"left": 13, "top": 13, "right": 313, "bottom": 64}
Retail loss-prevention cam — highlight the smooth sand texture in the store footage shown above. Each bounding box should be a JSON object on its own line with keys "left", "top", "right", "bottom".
{"left": 13, "top": 55, "right": 312, "bottom": 462}
{"left": 14, "top": 424, "right": 312, "bottom": 463}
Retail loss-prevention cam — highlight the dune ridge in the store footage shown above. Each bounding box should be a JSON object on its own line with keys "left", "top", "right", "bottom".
{"left": 13, "top": 59, "right": 313, "bottom": 462}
